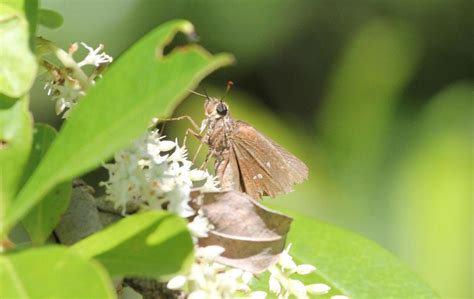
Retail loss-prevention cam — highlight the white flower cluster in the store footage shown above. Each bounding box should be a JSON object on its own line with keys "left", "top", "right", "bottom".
{"left": 167, "top": 246, "right": 266, "bottom": 299}
{"left": 187, "top": 209, "right": 214, "bottom": 242}
{"left": 77, "top": 43, "right": 113, "bottom": 67}
{"left": 43, "top": 69, "right": 85, "bottom": 117}
{"left": 268, "top": 243, "right": 329, "bottom": 299}
{"left": 101, "top": 130, "right": 218, "bottom": 239}
{"left": 43, "top": 42, "right": 113, "bottom": 117}
{"left": 167, "top": 244, "right": 350, "bottom": 299}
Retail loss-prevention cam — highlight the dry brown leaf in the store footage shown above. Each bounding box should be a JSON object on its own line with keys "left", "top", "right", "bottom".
{"left": 191, "top": 190, "right": 292, "bottom": 273}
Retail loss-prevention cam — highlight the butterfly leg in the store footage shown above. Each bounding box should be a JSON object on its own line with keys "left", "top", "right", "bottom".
{"left": 179, "top": 127, "right": 209, "bottom": 166}
{"left": 156, "top": 115, "right": 200, "bottom": 139}
{"left": 157, "top": 115, "right": 203, "bottom": 146}
{"left": 155, "top": 115, "right": 209, "bottom": 166}
{"left": 184, "top": 127, "right": 204, "bottom": 146}
{"left": 157, "top": 115, "right": 200, "bottom": 131}
{"left": 192, "top": 141, "right": 204, "bottom": 164}
{"left": 199, "top": 149, "right": 215, "bottom": 170}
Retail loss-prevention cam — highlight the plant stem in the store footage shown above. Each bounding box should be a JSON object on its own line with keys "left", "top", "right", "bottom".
{"left": 36, "top": 37, "right": 91, "bottom": 89}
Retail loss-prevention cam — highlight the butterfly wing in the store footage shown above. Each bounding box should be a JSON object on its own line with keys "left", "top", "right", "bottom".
{"left": 218, "top": 121, "right": 308, "bottom": 199}
{"left": 215, "top": 145, "right": 242, "bottom": 193}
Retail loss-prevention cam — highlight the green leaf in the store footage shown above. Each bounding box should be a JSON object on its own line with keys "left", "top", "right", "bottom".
{"left": 1, "top": 0, "right": 39, "bottom": 50}
{"left": 0, "top": 96, "right": 32, "bottom": 230}
{"left": 0, "top": 3, "right": 37, "bottom": 97}
{"left": 72, "top": 211, "right": 194, "bottom": 279}
{"left": 2, "top": 20, "right": 233, "bottom": 237}
{"left": 316, "top": 19, "right": 421, "bottom": 231}
{"left": 1, "top": 0, "right": 24, "bottom": 11}
{"left": 319, "top": 20, "right": 420, "bottom": 160}
{"left": 254, "top": 209, "right": 439, "bottom": 299}
{"left": 23, "top": 0, "right": 38, "bottom": 49}
{"left": 21, "top": 124, "right": 72, "bottom": 245}
{"left": 0, "top": 246, "right": 115, "bottom": 298}
{"left": 38, "top": 9, "right": 63, "bottom": 29}
{"left": 390, "top": 82, "right": 473, "bottom": 298}
{"left": 9, "top": 0, "right": 39, "bottom": 49}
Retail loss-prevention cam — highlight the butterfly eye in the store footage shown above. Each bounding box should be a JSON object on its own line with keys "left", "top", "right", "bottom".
{"left": 216, "top": 103, "right": 228, "bottom": 116}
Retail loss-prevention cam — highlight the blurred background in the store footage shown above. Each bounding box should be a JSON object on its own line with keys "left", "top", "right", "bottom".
{"left": 31, "top": 1, "right": 472, "bottom": 298}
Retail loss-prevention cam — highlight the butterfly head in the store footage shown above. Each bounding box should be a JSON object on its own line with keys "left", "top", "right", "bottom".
{"left": 204, "top": 97, "right": 229, "bottom": 119}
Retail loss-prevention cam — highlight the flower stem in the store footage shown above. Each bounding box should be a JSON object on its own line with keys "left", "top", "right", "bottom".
{"left": 37, "top": 37, "right": 91, "bottom": 89}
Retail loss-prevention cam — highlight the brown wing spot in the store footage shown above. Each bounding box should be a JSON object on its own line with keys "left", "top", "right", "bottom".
{"left": 0, "top": 139, "right": 7, "bottom": 149}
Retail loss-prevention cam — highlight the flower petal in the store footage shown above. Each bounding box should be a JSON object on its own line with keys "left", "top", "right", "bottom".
{"left": 296, "top": 264, "right": 316, "bottom": 275}
{"left": 269, "top": 274, "right": 281, "bottom": 295}
{"left": 187, "top": 213, "right": 212, "bottom": 241}
{"left": 288, "top": 279, "right": 308, "bottom": 298}
{"left": 250, "top": 291, "right": 268, "bottom": 299}
{"left": 226, "top": 268, "right": 243, "bottom": 279}
{"left": 159, "top": 140, "right": 176, "bottom": 152}
{"left": 279, "top": 250, "right": 297, "bottom": 270}
{"left": 242, "top": 271, "right": 254, "bottom": 284}
{"left": 167, "top": 275, "right": 187, "bottom": 290}
{"left": 189, "top": 169, "right": 208, "bottom": 181}
{"left": 198, "top": 245, "right": 225, "bottom": 261}
{"left": 306, "top": 283, "right": 331, "bottom": 295}
{"left": 188, "top": 290, "right": 207, "bottom": 299}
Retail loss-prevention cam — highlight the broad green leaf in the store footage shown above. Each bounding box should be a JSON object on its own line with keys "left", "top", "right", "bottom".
{"left": 2, "top": 20, "right": 233, "bottom": 237}
{"left": 164, "top": 0, "right": 309, "bottom": 68}
{"left": 1, "top": 0, "right": 24, "bottom": 11}
{"left": 4, "top": 0, "right": 39, "bottom": 48}
{"left": 0, "top": 4, "right": 37, "bottom": 97}
{"left": 316, "top": 19, "right": 420, "bottom": 231}
{"left": 38, "top": 9, "right": 63, "bottom": 29}
{"left": 24, "top": 0, "right": 38, "bottom": 43}
{"left": 318, "top": 20, "right": 420, "bottom": 164}
{"left": 21, "top": 124, "right": 72, "bottom": 245}
{"left": 72, "top": 211, "right": 194, "bottom": 279}
{"left": 0, "top": 96, "right": 32, "bottom": 230}
{"left": 390, "top": 82, "right": 473, "bottom": 298}
{"left": 253, "top": 209, "right": 439, "bottom": 299}
{"left": 0, "top": 246, "right": 115, "bottom": 298}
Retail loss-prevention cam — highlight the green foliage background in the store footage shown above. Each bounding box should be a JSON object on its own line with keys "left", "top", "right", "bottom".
{"left": 19, "top": 0, "right": 473, "bottom": 298}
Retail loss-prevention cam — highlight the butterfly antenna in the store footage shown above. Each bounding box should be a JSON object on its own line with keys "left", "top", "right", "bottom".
{"left": 220, "top": 81, "right": 234, "bottom": 102}
{"left": 203, "top": 87, "right": 211, "bottom": 100}
{"left": 188, "top": 90, "right": 207, "bottom": 98}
